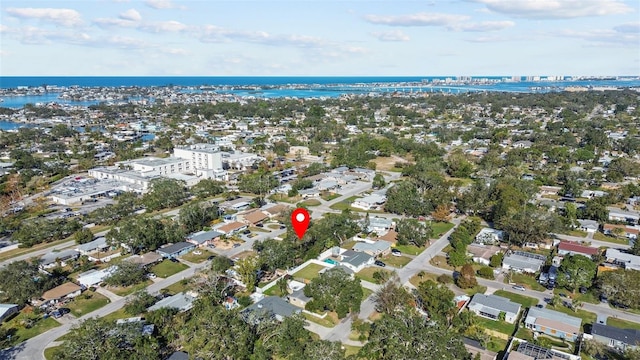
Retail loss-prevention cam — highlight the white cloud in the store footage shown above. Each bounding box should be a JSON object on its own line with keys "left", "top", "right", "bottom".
{"left": 453, "top": 20, "right": 514, "bottom": 32}
{"left": 5, "top": 7, "right": 83, "bottom": 27}
{"left": 472, "top": 0, "right": 633, "bottom": 19}
{"left": 160, "top": 48, "right": 188, "bottom": 55}
{"left": 144, "top": 0, "right": 183, "bottom": 10}
{"left": 141, "top": 20, "right": 188, "bottom": 33}
{"left": 119, "top": 9, "right": 141, "bottom": 22}
{"left": 105, "top": 36, "right": 150, "bottom": 49}
{"left": 364, "top": 12, "right": 468, "bottom": 27}
{"left": 556, "top": 28, "right": 639, "bottom": 46}
{"left": 614, "top": 22, "right": 640, "bottom": 33}
{"left": 370, "top": 30, "right": 411, "bottom": 42}
{"left": 94, "top": 17, "right": 138, "bottom": 28}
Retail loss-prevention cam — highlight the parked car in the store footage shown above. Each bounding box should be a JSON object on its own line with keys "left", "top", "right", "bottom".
{"left": 51, "top": 310, "right": 62, "bottom": 318}
{"left": 242, "top": 229, "right": 251, "bottom": 235}
{"left": 193, "top": 250, "right": 202, "bottom": 255}
{"left": 233, "top": 243, "right": 241, "bottom": 248}
{"left": 512, "top": 285, "right": 526, "bottom": 291}
{"left": 58, "top": 308, "right": 70, "bottom": 315}
{"left": 147, "top": 273, "right": 157, "bottom": 279}
{"left": 207, "top": 255, "right": 216, "bottom": 261}
{"left": 391, "top": 249, "right": 402, "bottom": 257}
{"left": 256, "top": 223, "right": 264, "bottom": 227}
{"left": 374, "top": 260, "right": 386, "bottom": 267}
{"left": 579, "top": 286, "right": 588, "bottom": 294}
{"left": 169, "top": 258, "right": 179, "bottom": 263}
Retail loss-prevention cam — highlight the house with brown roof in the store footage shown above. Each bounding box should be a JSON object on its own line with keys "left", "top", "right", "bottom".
{"left": 38, "top": 282, "right": 82, "bottom": 306}
{"left": 125, "top": 252, "right": 163, "bottom": 268}
{"left": 216, "top": 221, "right": 248, "bottom": 235}
{"left": 524, "top": 307, "right": 581, "bottom": 341}
{"left": 603, "top": 224, "right": 639, "bottom": 240}
{"left": 557, "top": 241, "right": 599, "bottom": 258}
{"left": 262, "top": 204, "right": 290, "bottom": 218}
{"left": 238, "top": 209, "right": 268, "bottom": 225}
{"left": 467, "top": 244, "right": 502, "bottom": 266}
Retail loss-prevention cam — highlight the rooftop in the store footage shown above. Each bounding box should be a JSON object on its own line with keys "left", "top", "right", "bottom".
{"left": 157, "top": 242, "right": 195, "bottom": 256}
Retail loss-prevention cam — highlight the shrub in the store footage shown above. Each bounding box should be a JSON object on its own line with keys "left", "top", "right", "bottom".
{"left": 437, "top": 274, "right": 454, "bottom": 284}
{"left": 477, "top": 266, "right": 495, "bottom": 280}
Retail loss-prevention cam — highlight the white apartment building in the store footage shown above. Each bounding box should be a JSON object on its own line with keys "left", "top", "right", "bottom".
{"left": 174, "top": 144, "right": 227, "bottom": 180}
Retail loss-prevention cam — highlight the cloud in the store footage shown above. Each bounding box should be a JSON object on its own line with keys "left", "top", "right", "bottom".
{"left": 160, "top": 48, "right": 189, "bottom": 55}
{"left": 140, "top": 20, "right": 188, "bottom": 33}
{"left": 370, "top": 30, "right": 411, "bottom": 41}
{"left": 144, "top": 0, "right": 183, "bottom": 10}
{"left": 453, "top": 20, "right": 514, "bottom": 32}
{"left": 5, "top": 7, "right": 83, "bottom": 27}
{"left": 94, "top": 17, "right": 138, "bottom": 28}
{"left": 556, "top": 28, "right": 640, "bottom": 46}
{"left": 364, "top": 12, "right": 468, "bottom": 27}
{"left": 105, "top": 36, "right": 150, "bottom": 49}
{"left": 472, "top": 0, "right": 634, "bottom": 19}
{"left": 119, "top": 9, "right": 141, "bottom": 22}
{"left": 614, "top": 22, "right": 640, "bottom": 33}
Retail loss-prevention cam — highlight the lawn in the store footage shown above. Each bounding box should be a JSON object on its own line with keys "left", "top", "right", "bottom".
{"left": 321, "top": 192, "right": 341, "bottom": 201}
{"left": 593, "top": 232, "right": 629, "bottom": 245}
{"left": 150, "top": 259, "right": 189, "bottom": 278}
{"left": 303, "top": 312, "right": 339, "bottom": 328}
{"left": 110, "top": 279, "right": 153, "bottom": 296}
{"left": 356, "top": 267, "right": 392, "bottom": 284}
{"left": 66, "top": 291, "right": 110, "bottom": 317}
{"left": 485, "top": 337, "right": 509, "bottom": 353}
{"left": 607, "top": 317, "right": 640, "bottom": 330}
{"left": 101, "top": 308, "right": 130, "bottom": 323}
{"left": 430, "top": 255, "right": 455, "bottom": 271}
{"left": 343, "top": 345, "right": 363, "bottom": 357}
{"left": 181, "top": 249, "right": 215, "bottom": 263}
{"left": 430, "top": 222, "right": 455, "bottom": 238}
{"left": 298, "top": 199, "right": 321, "bottom": 207}
{"left": 44, "top": 346, "right": 63, "bottom": 360}
{"left": 462, "top": 285, "right": 488, "bottom": 296}
{"left": 394, "top": 244, "right": 425, "bottom": 256}
{"left": 362, "top": 287, "right": 373, "bottom": 301}
{"left": 515, "top": 327, "right": 535, "bottom": 342}
{"left": 409, "top": 272, "right": 439, "bottom": 287}
{"left": 547, "top": 304, "right": 596, "bottom": 326}
{"left": 291, "top": 263, "right": 326, "bottom": 281}
{"left": 0, "top": 311, "right": 60, "bottom": 347}
{"left": 475, "top": 316, "right": 517, "bottom": 335}
{"left": 380, "top": 254, "right": 412, "bottom": 268}
{"left": 329, "top": 196, "right": 361, "bottom": 211}
{"left": 493, "top": 290, "right": 539, "bottom": 308}
{"left": 506, "top": 273, "right": 546, "bottom": 292}
{"left": 567, "top": 230, "right": 588, "bottom": 238}
{"left": 162, "top": 279, "right": 191, "bottom": 295}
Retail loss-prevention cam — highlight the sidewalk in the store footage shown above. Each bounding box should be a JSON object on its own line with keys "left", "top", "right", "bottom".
{"left": 95, "top": 287, "right": 122, "bottom": 302}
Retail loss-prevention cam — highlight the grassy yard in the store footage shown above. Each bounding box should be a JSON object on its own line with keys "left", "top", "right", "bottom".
{"left": 343, "top": 345, "right": 363, "bottom": 357}
{"left": 486, "top": 337, "right": 509, "bottom": 353}
{"left": 162, "top": 279, "right": 190, "bottom": 295}
{"left": 101, "top": 308, "right": 130, "bottom": 322}
{"left": 409, "top": 272, "right": 439, "bottom": 287}
{"left": 249, "top": 226, "right": 271, "bottom": 233}
{"left": 380, "top": 254, "right": 412, "bottom": 268}
{"left": 298, "top": 199, "right": 321, "bottom": 207}
{"left": 476, "top": 316, "right": 517, "bottom": 335}
{"left": 356, "top": 267, "right": 393, "bottom": 284}
{"left": 66, "top": 291, "right": 110, "bottom": 317}
{"left": 362, "top": 287, "right": 373, "bottom": 301}
{"left": 547, "top": 304, "right": 596, "bottom": 327}
{"left": 181, "top": 249, "right": 215, "bottom": 263}
{"left": 567, "top": 230, "right": 588, "bottom": 238}
{"left": 394, "top": 244, "right": 425, "bottom": 255}
{"left": 44, "top": 345, "right": 63, "bottom": 360}
{"left": 430, "top": 222, "right": 455, "bottom": 238}
{"left": 291, "top": 263, "right": 326, "bottom": 281}
{"left": 493, "top": 290, "right": 539, "bottom": 308}
{"left": 430, "top": 255, "right": 456, "bottom": 271}
{"left": 329, "top": 196, "right": 361, "bottom": 211}
{"left": 342, "top": 240, "right": 357, "bottom": 250}
{"left": 0, "top": 311, "right": 61, "bottom": 347}
{"left": 110, "top": 279, "right": 153, "bottom": 296}
{"left": 462, "top": 285, "right": 488, "bottom": 296}
{"left": 321, "top": 192, "right": 341, "bottom": 201}
{"left": 607, "top": 317, "right": 640, "bottom": 330}
{"left": 515, "top": 327, "right": 535, "bottom": 341}
{"left": 507, "top": 273, "right": 546, "bottom": 292}
{"left": 593, "top": 232, "right": 629, "bottom": 245}
{"left": 303, "top": 311, "right": 339, "bottom": 328}
{"left": 150, "top": 259, "right": 189, "bottom": 278}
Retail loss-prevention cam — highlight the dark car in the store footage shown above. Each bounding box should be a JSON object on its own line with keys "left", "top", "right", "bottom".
{"left": 242, "top": 229, "right": 251, "bottom": 235}
{"left": 233, "top": 243, "right": 241, "bottom": 248}
{"left": 256, "top": 223, "right": 264, "bottom": 227}
{"left": 391, "top": 249, "right": 402, "bottom": 257}
{"left": 374, "top": 260, "right": 386, "bottom": 267}
{"left": 51, "top": 310, "right": 62, "bottom": 318}
{"left": 579, "top": 286, "right": 588, "bottom": 294}
{"left": 169, "top": 258, "right": 179, "bottom": 263}
{"left": 207, "top": 255, "right": 216, "bottom": 261}
{"left": 58, "top": 308, "right": 71, "bottom": 315}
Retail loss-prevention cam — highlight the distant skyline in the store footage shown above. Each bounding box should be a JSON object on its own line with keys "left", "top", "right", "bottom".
{"left": 1, "top": 0, "right": 639, "bottom": 76}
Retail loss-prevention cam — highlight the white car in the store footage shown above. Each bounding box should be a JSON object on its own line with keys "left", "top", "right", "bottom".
{"left": 512, "top": 285, "right": 526, "bottom": 291}
{"left": 391, "top": 249, "right": 402, "bottom": 257}
{"left": 193, "top": 250, "right": 202, "bottom": 255}
{"left": 147, "top": 273, "right": 157, "bottom": 279}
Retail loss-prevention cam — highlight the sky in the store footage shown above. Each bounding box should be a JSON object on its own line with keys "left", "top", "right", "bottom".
{"left": 1, "top": 0, "right": 639, "bottom": 76}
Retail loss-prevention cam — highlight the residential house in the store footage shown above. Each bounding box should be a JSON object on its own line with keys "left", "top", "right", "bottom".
{"left": 577, "top": 219, "right": 599, "bottom": 233}
{"left": 352, "top": 239, "right": 392, "bottom": 257}
{"left": 75, "top": 237, "right": 110, "bottom": 256}
{"left": 505, "top": 341, "right": 580, "bottom": 360}
{"left": 524, "top": 307, "right": 582, "bottom": 341}
{"left": 463, "top": 338, "right": 497, "bottom": 360}
{"left": 468, "top": 294, "right": 521, "bottom": 324}
{"left": 215, "top": 221, "right": 248, "bottom": 235}
{"left": 238, "top": 209, "right": 268, "bottom": 226}
{"left": 581, "top": 190, "right": 607, "bottom": 199}
{"left": 539, "top": 186, "right": 562, "bottom": 196}
{"left": 367, "top": 217, "right": 393, "bottom": 235}
{"left": 39, "top": 249, "right": 80, "bottom": 270}
{"left": 591, "top": 323, "right": 640, "bottom": 352}
{"left": 167, "top": 352, "right": 189, "bottom": 360}
{"left": 603, "top": 224, "right": 639, "bottom": 240}
{"left": 0, "top": 304, "right": 19, "bottom": 322}
{"left": 77, "top": 267, "right": 116, "bottom": 287}
{"left": 157, "top": 242, "right": 196, "bottom": 258}
{"left": 605, "top": 248, "right": 640, "bottom": 270}
{"left": 186, "top": 230, "right": 223, "bottom": 247}
{"left": 475, "top": 228, "right": 505, "bottom": 245}
{"left": 262, "top": 204, "right": 291, "bottom": 218}
{"left": 39, "top": 282, "right": 82, "bottom": 306}
{"left": 299, "top": 188, "right": 321, "bottom": 198}
{"left": 316, "top": 179, "right": 340, "bottom": 191}
{"left": 241, "top": 296, "right": 301, "bottom": 324}
{"left": 147, "top": 291, "right": 198, "bottom": 312}
{"left": 557, "top": 241, "right": 599, "bottom": 258}
{"left": 224, "top": 297, "right": 240, "bottom": 310}
{"left": 376, "top": 229, "right": 398, "bottom": 243}
{"left": 339, "top": 250, "right": 374, "bottom": 273}
{"left": 502, "top": 251, "right": 546, "bottom": 274}
{"left": 351, "top": 194, "right": 386, "bottom": 211}
{"left": 124, "top": 252, "right": 163, "bottom": 268}
{"left": 608, "top": 208, "right": 640, "bottom": 224}
{"left": 286, "top": 289, "right": 312, "bottom": 309}
{"left": 467, "top": 244, "right": 502, "bottom": 266}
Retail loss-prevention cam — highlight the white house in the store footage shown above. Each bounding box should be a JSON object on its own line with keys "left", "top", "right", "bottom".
{"left": 475, "top": 228, "right": 505, "bottom": 245}
{"left": 339, "top": 250, "right": 374, "bottom": 273}
{"left": 352, "top": 194, "right": 386, "bottom": 211}
{"left": 468, "top": 294, "right": 521, "bottom": 324}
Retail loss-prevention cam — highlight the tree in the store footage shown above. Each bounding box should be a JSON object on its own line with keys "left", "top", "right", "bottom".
{"left": 73, "top": 228, "right": 95, "bottom": 244}
{"left": 305, "top": 268, "right": 363, "bottom": 319}
{"left": 124, "top": 290, "right": 156, "bottom": 315}
{"left": 55, "top": 317, "right": 161, "bottom": 360}
{"left": 358, "top": 310, "right": 470, "bottom": 360}
{"left": 372, "top": 274, "right": 412, "bottom": 314}
{"left": 489, "top": 252, "right": 504, "bottom": 268}
{"left": 456, "top": 264, "right": 478, "bottom": 289}
{"left": 448, "top": 249, "right": 468, "bottom": 268}
{"left": 499, "top": 208, "right": 560, "bottom": 246}
{"left": 557, "top": 255, "right": 597, "bottom": 294}
{"left": 179, "top": 201, "right": 219, "bottom": 233}
{"left": 104, "top": 262, "right": 147, "bottom": 287}
{"left": 211, "top": 256, "right": 233, "bottom": 274}
{"left": 431, "top": 204, "right": 450, "bottom": 222}
{"left": 190, "top": 179, "right": 226, "bottom": 199}
{"left": 372, "top": 173, "right": 386, "bottom": 189}
{"left": 581, "top": 339, "right": 606, "bottom": 358}
{"left": 237, "top": 171, "right": 278, "bottom": 197}
{"left": 0, "top": 260, "right": 44, "bottom": 305}
{"left": 597, "top": 269, "right": 640, "bottom": 309}
{"left": 563, "top": 202, "right": 578, "bottom": 228}
{"left": 630, "top": 239, "right": 640, "bottom": 256}
{"left": 414, "top": 280, "right": 456, "bottom": 324}
{"left": 235, "top": 255, "right": 260, "bottom": 293}
{"left": 254, "top": 238, "right": 296, "bottom": 273}
{"left": 396, "top": 218, "right": 432, "bottom": 247}
{"left": 142, "top": 178, "right": 188, "bottom": 211}
{"left": 580, "top": 198, "right": 609, "bottom": 223}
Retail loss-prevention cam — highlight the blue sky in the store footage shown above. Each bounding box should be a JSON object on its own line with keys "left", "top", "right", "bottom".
{"left": 1, "top": 0, "right": 638, "bottom": 76}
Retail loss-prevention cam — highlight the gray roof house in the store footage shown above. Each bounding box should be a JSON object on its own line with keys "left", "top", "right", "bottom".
{"left": 242, "top": 296, "right": 301, "bottom": 324}
{"left": 286, "top": 289, "right": 312, "bottom": 309}
{"left": 352, "top": 240, "right": 392, "bottom": 257}
{"left": 366, "top": 217, "right": 393, "bottom": 234}
{"left": 75, "top": 237, "right": 109, "bottom": 255}
{"left": 340, "top": 250, "right": 374, "bottom": 272}
{"left": 186, "top": 230, "right": 223, "bottom": 246}
{"left": 591, "top": 323, "right": 640, "bottom": 351}
{"left": 502, "top": 251, "right": 546, "bottom": 274}
{"left": 468, "top": 294, "right": 521, "bottom": 324}
{"left": 157, "top": 242, "right": 196, "bottom": 258}
{"left": 605, "top": 248, "right": 640, "bottom": 270}
{"left": 147, "top": 291, "right": 197, "bottom": 312}
{"left": 577, "top": 219, "right": 599, "bottom": 233}
{"left": 39, "top": 249, "right": 80, "bottom": 269}
{"left": 524, "top": 307, "right": 582, "bottom": 341}
{"left": 0, "top": 304, "right": 19, "bottom": 322}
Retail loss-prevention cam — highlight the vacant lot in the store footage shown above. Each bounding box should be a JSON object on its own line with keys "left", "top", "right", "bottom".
{"left": 356, "top": 267, "right": 392, "bottom": 284}
{"left": 298, "top": 199, "right": 321, "bottom": 207}
{"left": 593, "top": 232, "right": 629, "bottom": 245}
{"left": 507, "top": 273, "right": 546, "bottom": 292}
{"left": 0, "top": 310, "right": 60, "bottom": 347}
{"left": 476, "top": 316, "right": 516, "bottom": 336}
{"left": 329, "top": 196, "right": 361, "bottom": 211}
{"left": 150, "top": 259, "right": 189, "bottom": 278}
{"left": 394, "top": 244, "right": 425, "bottom": 255}
{"left": 110, "top": 279, "right": 153, "bottom": 296}
{"left": 493, "top": 290, "right": 539, "bottom": 308}
{"left": 431, "top": 222, "right": 455, "bottom": 238}
{"left": 380, "top": 254, "right": 412, "bottom": 268}
{"left": 181, "top": 249, "right": 215, "bottom": 263}
{"left": 291, "top": 263, "right": 327, "bottom": 281}
{"left": 66, "top": 291, "right": 110, "bottom": 317}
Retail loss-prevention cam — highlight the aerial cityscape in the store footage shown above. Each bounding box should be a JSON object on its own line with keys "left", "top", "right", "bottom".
{"left": 1, "top": 1, "right": 640, "bottom": 360}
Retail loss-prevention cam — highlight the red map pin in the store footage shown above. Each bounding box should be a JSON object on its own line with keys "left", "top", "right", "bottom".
{"left": 291, "top": 208, "right": 310, "bottom": 239}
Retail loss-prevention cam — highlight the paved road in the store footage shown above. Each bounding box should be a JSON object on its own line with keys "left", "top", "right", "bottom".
{"left": 552, "top": 233, "right": 630, "bottom": 250}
